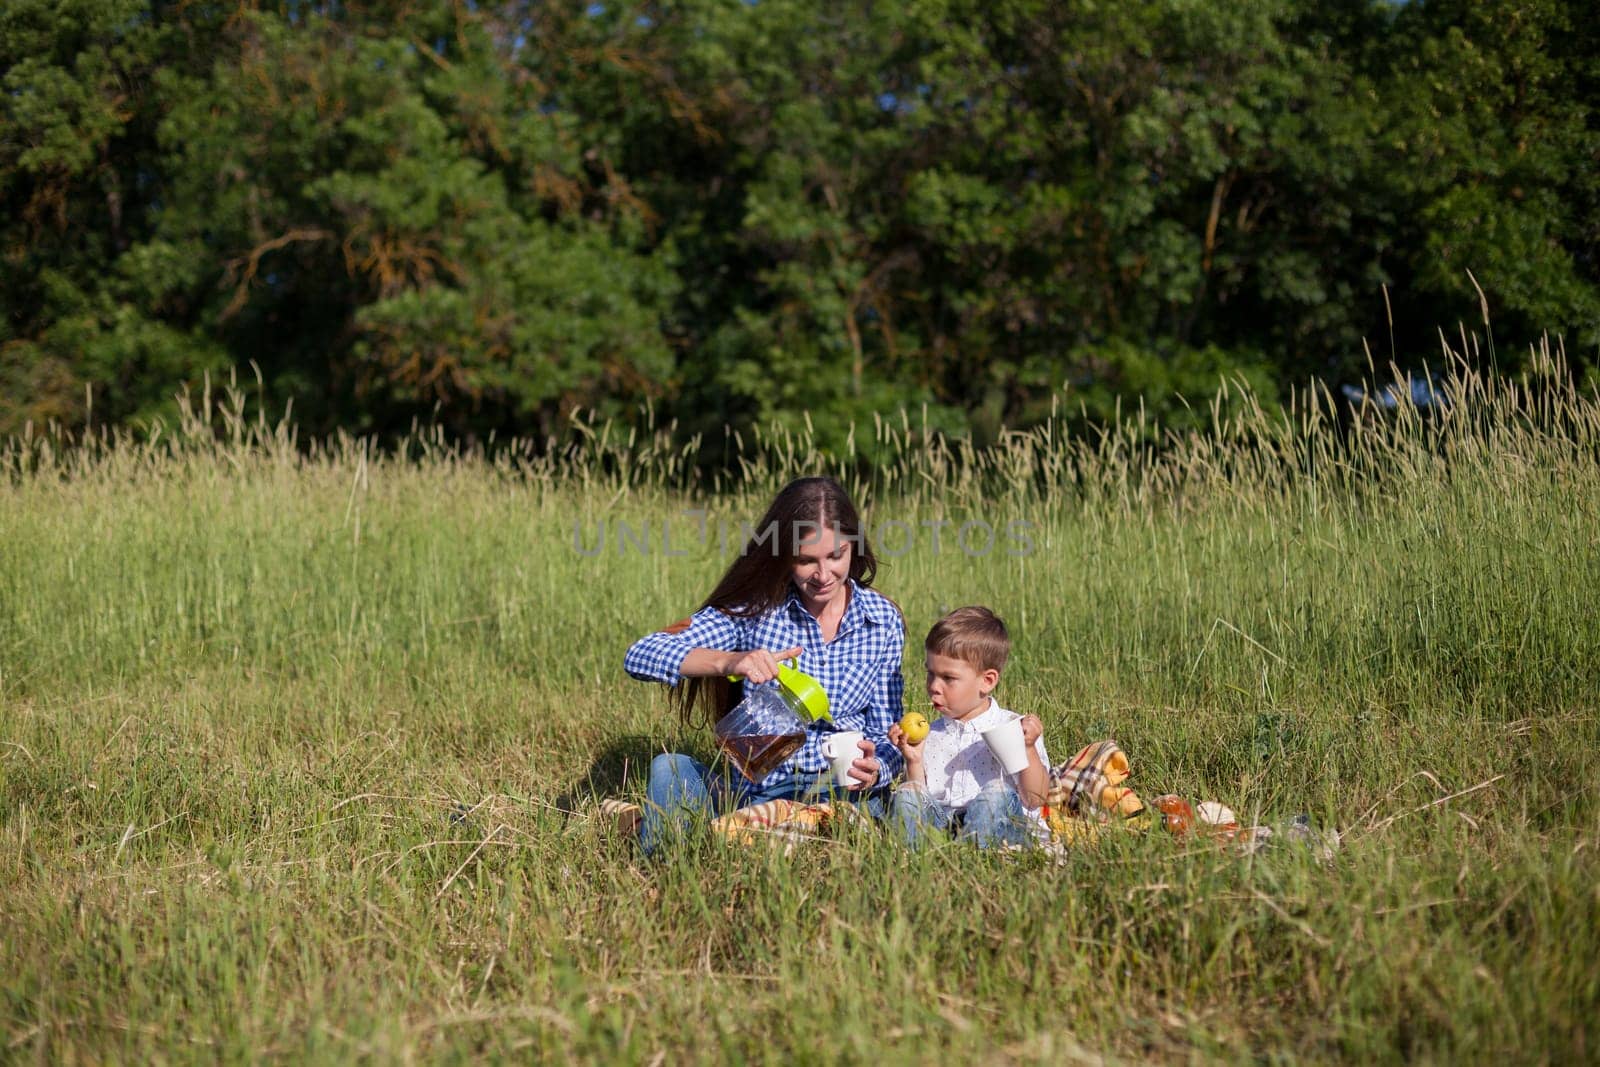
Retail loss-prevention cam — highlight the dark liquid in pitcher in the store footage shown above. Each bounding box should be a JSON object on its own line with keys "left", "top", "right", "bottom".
{"left": 719, "top": 732, "right": 805, "bottom": 781}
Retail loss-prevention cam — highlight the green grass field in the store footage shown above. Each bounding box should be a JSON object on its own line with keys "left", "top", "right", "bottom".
{"left": 3, "top": 351, "right": 1597, "bottom": 1064}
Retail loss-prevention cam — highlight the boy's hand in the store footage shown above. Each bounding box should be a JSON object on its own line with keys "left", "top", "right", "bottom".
{"left": 888, "top": 722, "right": 925, "bottom": 766}
{"left": 1019, "top": 714, "right": 1043, "bottom": 746}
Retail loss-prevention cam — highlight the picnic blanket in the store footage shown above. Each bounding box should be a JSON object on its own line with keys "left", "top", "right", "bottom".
{"left": 710, "top": 797, "right": 874, "bottom": 850}
{"left": 702, "top": 739, "right": 1152, "bottom": 850}
{"left": 1041, "top": 739, "right": 1152, "bottom": 845}
{"left": 623, "top": 736, "right": 1334, "bottom": 860}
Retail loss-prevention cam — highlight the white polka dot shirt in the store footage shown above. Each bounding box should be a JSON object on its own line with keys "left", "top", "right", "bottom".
{"left": 915, "top": 697, "right": 1050, "bottom": 821}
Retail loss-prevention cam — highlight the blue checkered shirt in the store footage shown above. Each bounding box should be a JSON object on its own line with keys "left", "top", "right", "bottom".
{"left": 624, "top": 580, "right": 906, "bottom": 790}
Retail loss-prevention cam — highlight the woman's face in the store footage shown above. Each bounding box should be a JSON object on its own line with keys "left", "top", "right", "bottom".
{"left": 791, "top": 525, "right": 853, "bottom": 614}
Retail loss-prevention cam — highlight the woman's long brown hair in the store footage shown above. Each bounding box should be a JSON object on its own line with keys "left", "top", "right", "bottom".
{"left": 673, "top": 476, "right": 880, "bottom": 727}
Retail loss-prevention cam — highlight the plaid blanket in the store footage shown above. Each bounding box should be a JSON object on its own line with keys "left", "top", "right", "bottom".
{"left": 706, "top": 740, "right": 1151, "bottom": 851}
{"left": 1041, "top": 740, "right": 1151, "bottom": 845}
{"left": 710, "top": 798, "right": 873, "bottom": 851}
{"left": 622, "top": 737, "right": 1333, "bottom": 862}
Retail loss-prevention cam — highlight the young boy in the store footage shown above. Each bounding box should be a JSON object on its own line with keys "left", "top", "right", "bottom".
{"left": 887, "top": 606, "right": 1050, "bottom": 848}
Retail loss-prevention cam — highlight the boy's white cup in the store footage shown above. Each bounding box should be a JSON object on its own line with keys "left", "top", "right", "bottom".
{"left": 981, "top": 718, "right": 1031, "bottom": 774}
{"left": 820, "top": 730, "right": 866, "bottom": 788}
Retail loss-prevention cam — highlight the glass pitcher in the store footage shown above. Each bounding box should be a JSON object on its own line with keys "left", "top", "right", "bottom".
{"left": 714, "top": 661, "right": 832, "bottom": 780}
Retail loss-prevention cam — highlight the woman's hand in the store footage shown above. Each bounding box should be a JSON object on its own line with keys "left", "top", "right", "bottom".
{"left": 846, "top": 738, "right": 880, "bottom": 791}
{"left": 725, "top": 646, "right": 803, "bottom": 685}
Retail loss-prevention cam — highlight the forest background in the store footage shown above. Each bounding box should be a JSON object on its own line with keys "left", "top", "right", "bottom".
{"left": 4, "top": 0, "right": 1598, "bottom": 454}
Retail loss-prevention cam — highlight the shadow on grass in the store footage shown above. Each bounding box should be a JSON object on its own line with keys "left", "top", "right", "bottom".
{"left": 551, "top": 733, "right": 717, "bottom": 817}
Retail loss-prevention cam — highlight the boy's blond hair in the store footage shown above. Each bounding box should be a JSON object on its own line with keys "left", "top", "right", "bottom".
{"left": 924, "top": 606, "right": 1009, "bottom": 672}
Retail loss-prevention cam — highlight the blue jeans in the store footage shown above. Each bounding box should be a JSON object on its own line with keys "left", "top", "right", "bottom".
{"left": 641, "top": 752, "right": 888, "bottom": 856}
{"left": 890, "top": 782, "right": 1036, "bottom": 850}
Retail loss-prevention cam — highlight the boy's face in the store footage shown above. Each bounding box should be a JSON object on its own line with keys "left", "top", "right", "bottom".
{"left": 924, "top": 651, "right": 999, "bottom": 720}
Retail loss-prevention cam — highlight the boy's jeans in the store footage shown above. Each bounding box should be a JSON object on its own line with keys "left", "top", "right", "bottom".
{"left": 890, "top": 782, "right": 1036, "bottom": 850}
{"left": 641, "top": 752, "right": 889, "bottom": 856}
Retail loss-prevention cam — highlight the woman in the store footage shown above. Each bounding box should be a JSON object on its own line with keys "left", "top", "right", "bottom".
{"left": 623, "top": 476, "right": 905, "bottom": 853}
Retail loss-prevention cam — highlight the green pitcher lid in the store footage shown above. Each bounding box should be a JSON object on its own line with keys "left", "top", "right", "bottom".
{"left": 774, "top": 661, "right": 831, "bottom": 723}
{"left": 728, "top": 658, "right": 832, "bottom": 723}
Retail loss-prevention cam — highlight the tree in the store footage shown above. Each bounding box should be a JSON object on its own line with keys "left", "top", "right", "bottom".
{"left": 1373, "top": 0, "right": 1600, "bottom": 365}
{"left": 3, "top": 0, "right": 1596, "bottom": 446}
{"left": 1, "top": 0, "right": 229, "bottom": 433}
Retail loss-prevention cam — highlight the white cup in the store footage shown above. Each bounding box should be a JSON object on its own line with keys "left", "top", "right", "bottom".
{"left": 820, "top": 730, "right": 866, "bottom": 788}
{"left": 981, "top": 717, "right": 1031, "bottom": 774}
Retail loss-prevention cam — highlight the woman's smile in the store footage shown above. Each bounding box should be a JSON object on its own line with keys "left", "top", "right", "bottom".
{"left": 791, "top": 527, "right": 853, "bottom": 613}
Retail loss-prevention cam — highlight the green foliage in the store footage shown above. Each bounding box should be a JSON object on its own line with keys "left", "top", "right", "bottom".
{"left": 1375, "top": 0, "right": 1600, "bottom": 361}
{"left": 3, "top": 0, "right": 1597, "bottom": 447}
